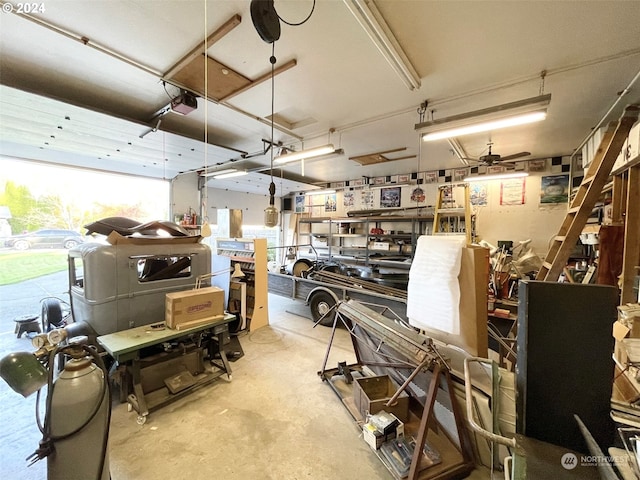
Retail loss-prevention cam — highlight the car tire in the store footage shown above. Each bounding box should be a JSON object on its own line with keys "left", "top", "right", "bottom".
{"left": 309, "top": 291, "right": 337, "bottom": 327}
{"left": 41, "top": 298, "right": 64, "bottom": 332}
{"left": 13, "top": 240, "right": 30, "bottom": 250}
{"left": 64, "top": 239, "right": 79, "bottom": 249}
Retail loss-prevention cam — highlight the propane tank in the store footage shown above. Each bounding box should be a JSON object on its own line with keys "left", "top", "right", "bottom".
{"left": 47, "top": 350, "right": 110, "bottom": 480}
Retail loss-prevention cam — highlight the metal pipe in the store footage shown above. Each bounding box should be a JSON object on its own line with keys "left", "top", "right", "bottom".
{"left": 463, "top": 357, "right": 517, "bottom": 448}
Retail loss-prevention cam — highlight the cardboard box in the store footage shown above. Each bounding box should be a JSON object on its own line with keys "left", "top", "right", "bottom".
{"left": 353, "top": 375, "right": 409, "bottom": 422}
{"left": 362, "top": 411, "right": 404, "bottom": 450}
{"left": 165, "top": 287, "right": 224, "bottom": 329}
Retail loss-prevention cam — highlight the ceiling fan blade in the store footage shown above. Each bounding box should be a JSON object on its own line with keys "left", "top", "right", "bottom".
{"left": 500, "top": 151, "right": 531, "bottom": 161}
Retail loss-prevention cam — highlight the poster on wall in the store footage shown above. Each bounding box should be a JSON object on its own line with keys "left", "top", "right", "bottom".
{"left": 295, "top": 195, "right": 305, "bottom": 213}
{"left": 424, "top": 172, "right": 437, "bottom": 184}
{"left": 343, "top": 191, "right": 355, "bottom": 208}
{"left": 324, "top": 194, "right": 337, "bottom": 212}
{"left": 380, "top": 187, "right": 400, "bottom": 208}
{"left": 361, "top": 190, "right": 374, "bottom": 209}
{"left": 500, "top": 178, "right": 526, "bottom": 205}
{"left": 470, "top": 183, "right": 488, "bottom": 206}
{"left": 528, "top": 159, "right": 546, "bottom": 172}
{"left": 540, "top": 174, "right": 569, "bottom": 204}
{"left": 454, "top": 168, "right": 468, "bottom": 182}
{"left": 410, "top": 186, "right": 425, "bottom": 203}
{"left": 380, "top": 187, "right": 401, "bottom": 208}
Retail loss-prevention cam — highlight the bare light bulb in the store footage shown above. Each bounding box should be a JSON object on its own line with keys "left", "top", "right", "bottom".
{"left": 264, "top": 205, "right": 278, "bottom": 228}
{"left": 264, "top": 181, "right": 278, "bottom": 227}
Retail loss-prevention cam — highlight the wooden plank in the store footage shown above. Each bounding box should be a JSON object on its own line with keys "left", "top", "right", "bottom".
{"left": 612, "top": 174, "right": 625, "bottom": 224}
{"left": 164, "top": 14, "right": 242, "bottom": 79}
{"left": 621, "top": 165, "right": 640, "bottom": 303}
{"left": 219, "top": 59, "right": 297, "bottom": 102}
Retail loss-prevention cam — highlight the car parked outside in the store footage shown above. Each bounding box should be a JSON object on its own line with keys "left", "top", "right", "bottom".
{"left": 5, "top": 229, "right": 85, "bottom": 250}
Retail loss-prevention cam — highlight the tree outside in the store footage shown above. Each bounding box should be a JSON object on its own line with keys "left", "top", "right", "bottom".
{"left": 0, "top": 159, "right": 170, "bottom": 239}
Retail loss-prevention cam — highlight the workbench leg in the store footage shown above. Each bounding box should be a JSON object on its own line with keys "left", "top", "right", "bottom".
{"left": 127, "top": 360, "right": 149, "bottom": 419}
{"left": 210, "top": 332, "right": 232, "bottom": 380}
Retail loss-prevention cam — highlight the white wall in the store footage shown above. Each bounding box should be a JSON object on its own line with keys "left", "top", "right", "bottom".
{"left": 171, "top": 172, "right": 200, "bottom": 223}
{"left": 289, "top": 173, "right": 568, "bottom": 257}
{"left": 473, "top": 174, "right": 567, "bottom": 254}
{"left": 206, "top": 187, "right": 270, "bottom": 226}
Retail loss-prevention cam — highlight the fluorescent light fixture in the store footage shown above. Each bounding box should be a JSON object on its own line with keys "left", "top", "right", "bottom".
{"left": 344, "top": 0, "right": 421, "bottom": 90}
{"left": 463, "top": 172, "right": 529, "bottom": 182}
{"left": 203, "top": 169, "right": 248, "bottom": 179}
{"left": 370, "top": 183, "right": 409, "bottom": 190}
{"left": 274, "top": 144, "right": 336, "bottom": 165}
{"left": 201, "top": 168, "right": 235, "bottom": 177}
{"left": 416, "top": 94, "right": 551, "bottom": 142}
{"left": 305, "top": 189, "right": 336, "bottom": 196}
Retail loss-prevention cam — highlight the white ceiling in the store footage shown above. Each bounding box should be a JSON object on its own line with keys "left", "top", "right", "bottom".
{"left": 1, "top": 0, "right": 639, "bottom": 195}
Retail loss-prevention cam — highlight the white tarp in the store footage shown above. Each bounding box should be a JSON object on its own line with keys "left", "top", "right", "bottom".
{"left": 406, "top": 235, "right": 466, "bottom": 334}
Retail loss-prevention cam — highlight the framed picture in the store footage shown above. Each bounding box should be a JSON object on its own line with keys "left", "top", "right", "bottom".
{"left": 324, "top": 193, "right": 337, "bottom": 212}
{"left": 424, "top": 172, "right": 437, "bottom": 184}
{"left": 373, "top": 176, "right": 385, "bottom": 185}
{"left": 540, "top": 174, "right": 569, "bottom": 204}
{"left": 294, "top": 195, "right": 306, "bottom": 213}
{"left": 398, "top": 174, "right": 410, "bottom": 183}
{"left": 351, "top": 178, "right": 364, "bottom": 186}
{"left": 528, "top": 159, "right": 546, "bottom": 172}
{"left": 380, "top": 187, "right": 401, "bottom": 208}
{"left": 453, "top": 168, "right": 468, "bottom": 182}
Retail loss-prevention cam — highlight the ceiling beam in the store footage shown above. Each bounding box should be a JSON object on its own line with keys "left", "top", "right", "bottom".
{"left": 163, "top": 14, "right": 242, "bottom": 80}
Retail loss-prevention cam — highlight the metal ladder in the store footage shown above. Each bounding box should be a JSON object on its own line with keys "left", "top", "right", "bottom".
{"left": 536, "top": 104, "right": 639, "bottom": 281}
{"left": 433, "top": 182, "right": 472, "bottom": 244}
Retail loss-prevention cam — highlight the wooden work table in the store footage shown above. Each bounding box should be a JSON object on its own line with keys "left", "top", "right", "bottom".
{"left": 98, "top": 313, "right": 236, "bottom": 424}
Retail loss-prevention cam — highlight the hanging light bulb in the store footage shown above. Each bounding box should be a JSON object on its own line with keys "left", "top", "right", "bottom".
{"left": 264, "top": 45, "right": 279, "bottom": 228}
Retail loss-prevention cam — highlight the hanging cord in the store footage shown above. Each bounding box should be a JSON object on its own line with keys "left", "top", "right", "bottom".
{"left": 277, "top": 0, "right": 316, "bottom": 26}
{"left": 29, "top": 345, "right": 111, "bottom": 480}
{"left": 269, "top": 42, "right": 276, "bottom": 203}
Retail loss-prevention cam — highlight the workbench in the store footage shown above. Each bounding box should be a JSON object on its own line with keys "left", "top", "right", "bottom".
{"left": 98, "top": 314, "right": 235, "bottom": 424}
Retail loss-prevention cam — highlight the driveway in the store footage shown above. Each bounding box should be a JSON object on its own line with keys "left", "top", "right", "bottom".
{"left": 0, "top": 270, "right": 69, "bottom": 351}
{"left": 0, "top": 271, "right": 68, "bottom": 480}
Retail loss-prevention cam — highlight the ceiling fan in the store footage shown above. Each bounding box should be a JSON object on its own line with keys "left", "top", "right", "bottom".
{"left": 463, "top": 143, "right": 531, "bottom": 166}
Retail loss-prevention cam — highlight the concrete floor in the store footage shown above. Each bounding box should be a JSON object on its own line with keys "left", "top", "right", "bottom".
{"left": 0, "top": 287, "right": 493, "bottom": 480}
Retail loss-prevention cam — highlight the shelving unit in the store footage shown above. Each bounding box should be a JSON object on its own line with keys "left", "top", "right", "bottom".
{"left": 215, "top": 238, "right": 269, "bottom": 331}
{"left": 298, "top": 215, "right": 434, "bottom": 269}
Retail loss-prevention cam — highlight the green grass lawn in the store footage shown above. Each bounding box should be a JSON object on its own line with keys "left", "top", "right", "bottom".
{"left": 0, "top": 251, "right": 68, "bottom": 285}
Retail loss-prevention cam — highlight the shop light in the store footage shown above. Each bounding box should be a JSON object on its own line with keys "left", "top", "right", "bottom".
{"left": 273, "top": 144, "right": 336, "bottom": 165}
{"left": 305, "top": 189, "right": 336, "bottom": 196}
{"left": 206, "top": 169, "right": 248, "bottom": 179}
{"left": 463, "top": 172, "right": 529, "bottom": 182}
{"left": 416, "top": 94, "right": 551, "bottom": 142}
